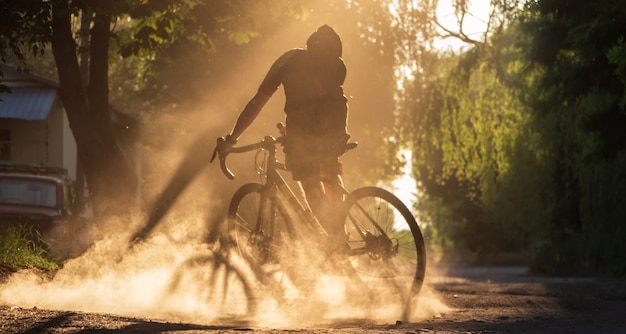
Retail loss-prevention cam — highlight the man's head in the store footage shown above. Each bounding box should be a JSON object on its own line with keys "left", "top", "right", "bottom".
{"left": 306, "top": 25, "right": 342, "bottom": 58}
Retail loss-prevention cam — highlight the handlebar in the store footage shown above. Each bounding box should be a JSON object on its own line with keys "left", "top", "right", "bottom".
{"left": 213, "top": 133, "right": 357, "bottom": 180}
{"left": 215, "top": 136, "right": 283, "bottom": 180}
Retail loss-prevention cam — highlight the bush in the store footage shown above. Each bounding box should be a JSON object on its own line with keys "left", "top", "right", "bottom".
{"left": 0, "top": 224, "right": 59, "bottom": 271}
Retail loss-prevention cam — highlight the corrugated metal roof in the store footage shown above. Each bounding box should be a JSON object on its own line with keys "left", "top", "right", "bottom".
{"left": 0, "top": 87, "right": 57, "bottom": 120}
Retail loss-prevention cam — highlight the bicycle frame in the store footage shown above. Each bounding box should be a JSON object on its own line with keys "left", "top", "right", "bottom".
{"left": 224, "top": 136, "right": 331, "bottom": 239}
{"left": 221, "top": 135, "right": 394, "bottom": 254}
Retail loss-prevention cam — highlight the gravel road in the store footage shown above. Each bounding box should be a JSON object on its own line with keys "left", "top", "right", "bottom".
{"left": 2, "top": 263, "right": 625, "bottom": 333}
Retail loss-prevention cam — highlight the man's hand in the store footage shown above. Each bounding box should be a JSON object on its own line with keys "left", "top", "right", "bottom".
{"left": 210, "top": 135, "right": 237, "bottom": 163}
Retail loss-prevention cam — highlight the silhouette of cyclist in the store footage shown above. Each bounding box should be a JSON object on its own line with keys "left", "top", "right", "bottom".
{"left": 215, "top": 25, "right": 351, "bottom": 244}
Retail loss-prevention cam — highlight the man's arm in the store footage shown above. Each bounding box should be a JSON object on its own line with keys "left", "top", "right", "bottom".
{"left": 222, "top": 49, "right": 301, "bottom": 144}
{"left": 227, "top": 49, "right": 303, "bottom": 142}
{"left": 228, "top": 91, "right": 272, "bottom": 141}
{"left": 213, "top": 91, "right": 272, "bottom": 162}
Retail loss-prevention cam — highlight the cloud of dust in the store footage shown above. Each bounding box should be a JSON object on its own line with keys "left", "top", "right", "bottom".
{"left": 1, "top": 114, "right": 451, "bottom": 328}
{"left": 248, "top": 242, "right": 451, "bottom": 327}
{"left": 0, "top": 6, "right": 452, "bottom": 328}
{"left": 0, "top": 128, "right": 451, "bottom": 330}
{"left": 0, "top": 217, "right": 450, "bottom": 327}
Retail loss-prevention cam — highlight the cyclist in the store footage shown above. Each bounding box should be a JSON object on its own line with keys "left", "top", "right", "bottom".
{"left": 214, "top": 25, "right": 351, "bottom": 246}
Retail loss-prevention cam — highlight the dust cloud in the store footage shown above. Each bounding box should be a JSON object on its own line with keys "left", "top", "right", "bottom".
{"left": 0, "top": 180, "right": 449, "bottom": 327}
{"left": 1, "top": 6, "right": 450, "bottom": 328}
{"left": 0, "top": 216, "right": 449, "bottom": 327}
{"left": 0, "top": 103, "right": 449, "bottom": 325}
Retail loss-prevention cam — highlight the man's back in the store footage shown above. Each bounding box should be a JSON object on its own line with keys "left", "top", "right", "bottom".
{"left": 260, "top": 48, "right": 348, "bottom": 137}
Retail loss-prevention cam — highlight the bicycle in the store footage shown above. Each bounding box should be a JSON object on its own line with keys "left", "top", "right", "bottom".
{"left": 216, "top": 126, "right": 427, "bottom": 320}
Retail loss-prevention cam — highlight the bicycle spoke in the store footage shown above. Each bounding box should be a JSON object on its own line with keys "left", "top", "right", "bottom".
{"left": 342, "top": 186, "right": 427, "bottom": 313}
{"left": 165, "top": 249, "right": 258, "bottom": 318}
{"left": 233, "top": 215, "right": 254, "bottom": 232}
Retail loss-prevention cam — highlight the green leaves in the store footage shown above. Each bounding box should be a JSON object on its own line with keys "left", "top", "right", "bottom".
{"left": 407, "top": 0, "right": 626, "bottom": 274}
{"left": 0, "top": 225, "right": 58, "bottom": 271}
{"left": 0, "top": 1, "right": 52, "bottom": 66}
{"left": 607, "top": 38, "right": 626, "bottom": 111}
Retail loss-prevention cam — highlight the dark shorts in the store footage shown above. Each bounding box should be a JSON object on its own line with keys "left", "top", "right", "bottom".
{"left": 284, "top": 134, "right": 347, "bottom": 181}
{"left": 287, "top": 154, "right": 341, "bottom": 181}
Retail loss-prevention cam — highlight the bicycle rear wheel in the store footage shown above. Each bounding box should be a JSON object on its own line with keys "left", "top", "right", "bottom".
{"left": 342, "top": 186, "right": 426, "bottom": 320}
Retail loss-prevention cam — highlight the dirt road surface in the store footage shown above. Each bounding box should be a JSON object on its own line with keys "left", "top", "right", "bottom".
{"left": 1, "top": 265, "right": 625, "bottom": 333}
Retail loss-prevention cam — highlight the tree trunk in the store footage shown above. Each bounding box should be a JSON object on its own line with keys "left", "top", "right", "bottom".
{"left": 51, "top": 0, "right": 138, "bottom": 218}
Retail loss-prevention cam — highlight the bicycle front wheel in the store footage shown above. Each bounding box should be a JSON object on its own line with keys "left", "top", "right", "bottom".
{"left": 164, "top": 246, "right": 258, "bottom": 319}
{"left": 342, "top": 186, "right": 426, "bottom": 319}
{"left": 228, "top": 183, "right": 291, "bottom": 266}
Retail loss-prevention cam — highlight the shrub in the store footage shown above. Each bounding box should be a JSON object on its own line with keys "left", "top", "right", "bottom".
{"left": 0, "top": 224, "right": 58, "bottom": 271}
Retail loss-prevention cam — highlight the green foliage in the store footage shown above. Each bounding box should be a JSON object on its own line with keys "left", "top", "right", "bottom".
{"left": 0, "top": 0, "right": 312, "bottom": 112}
{"left": 406, "top": 37, "right": 542, "bottom": 262}
{"left": 0, "top": 225, "right": 58, "bottom": 271}
{"left": 417, "top": 195, "right": 474, "bottom": 263}
{"left": 607, "top": 38, "right": 626, "bottom": 110}
{"left": 106, "top": 0, "right": 315, "bottom": 115}
{"left": 406, "top": 0, "right": 626, "bottom": 276}
{"left": 0, "top": 1, "right": 52, "bottom": 65}
{"left": 515, "top": 0, "right": 626, "bottom": 276}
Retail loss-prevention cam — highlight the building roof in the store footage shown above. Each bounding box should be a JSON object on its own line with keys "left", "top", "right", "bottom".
{"left": 0, "top": 63, "right": 59, "bottom": 120}
{"left": 0, "top": 87, "right": 58, "bottom": 120}
{"left": 0, "top": 63, "right": 137, "bottom": 131}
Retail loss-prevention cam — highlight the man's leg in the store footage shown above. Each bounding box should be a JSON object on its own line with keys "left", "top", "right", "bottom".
{"left": 321, "top": 174, "right": 345, "bottom": 237}
{"left": 299, "top": 175, "right": 329, "bottom": 228}
{"left": 300, "top": 169, "right": 345, "bottom": 243}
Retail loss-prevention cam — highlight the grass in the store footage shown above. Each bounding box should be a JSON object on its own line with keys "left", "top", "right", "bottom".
{"left": 0, "top": 224, "right": 59, "bottom": 271}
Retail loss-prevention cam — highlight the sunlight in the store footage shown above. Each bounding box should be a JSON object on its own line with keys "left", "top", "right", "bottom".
{"left": 390, "top": 148, "right": 418, "bottom": 214}
{"left": 395, "top": 63, "right": 417, "bottom": 90}
{"left": 434, "top": 0, "right": 491, "bottom": 51}
{"left": 387, "top": 0, "right": 419, "bottom": 91}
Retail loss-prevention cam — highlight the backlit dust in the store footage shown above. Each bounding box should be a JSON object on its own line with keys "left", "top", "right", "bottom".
{"left": 0, "top": 106, "right": 449, "bottom": 326}
{"left": 0, "top": 215, "right": 449, "bottom": 327}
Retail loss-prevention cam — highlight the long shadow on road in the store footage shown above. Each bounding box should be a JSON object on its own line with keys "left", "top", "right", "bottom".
{"left": 423, "top": 265, "right": 626, "bottom": 334}
{"left": 18, "top": 311, "right": 253, "bottom": 334}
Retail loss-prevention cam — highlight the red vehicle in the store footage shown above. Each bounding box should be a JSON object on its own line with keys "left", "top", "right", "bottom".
{"left": 0, "top": 164, "right": 89, "bottom": 257}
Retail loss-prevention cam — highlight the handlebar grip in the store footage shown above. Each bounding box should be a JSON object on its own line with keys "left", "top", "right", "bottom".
{"left": 212, "top": 137, "right": 236, "bottom": 180}
{"left": 220, "top": 158, "right": 235, "bottom": 180}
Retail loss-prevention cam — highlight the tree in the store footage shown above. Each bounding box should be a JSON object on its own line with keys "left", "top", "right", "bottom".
{"left": 52, "top": 1, "right": 139, "bottom": 217}
{"left": 402, "top": 0, "right": 626, "bottom": 275}
{"left": 514, "top": 0, "right": 626, "bottom": 275}
{"left": 0, "top": 0, "right": 310, "bottom": 218}
{"left": 397, "top": 1, "right": 530, "bottom": 262}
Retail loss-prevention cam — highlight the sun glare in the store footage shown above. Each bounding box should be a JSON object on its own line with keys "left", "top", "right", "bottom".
{"left": 389, "top": 148, "right": 418, "bottom": 214}
{"left": 434, "top": 0, "right": 491, "bottom": 51}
